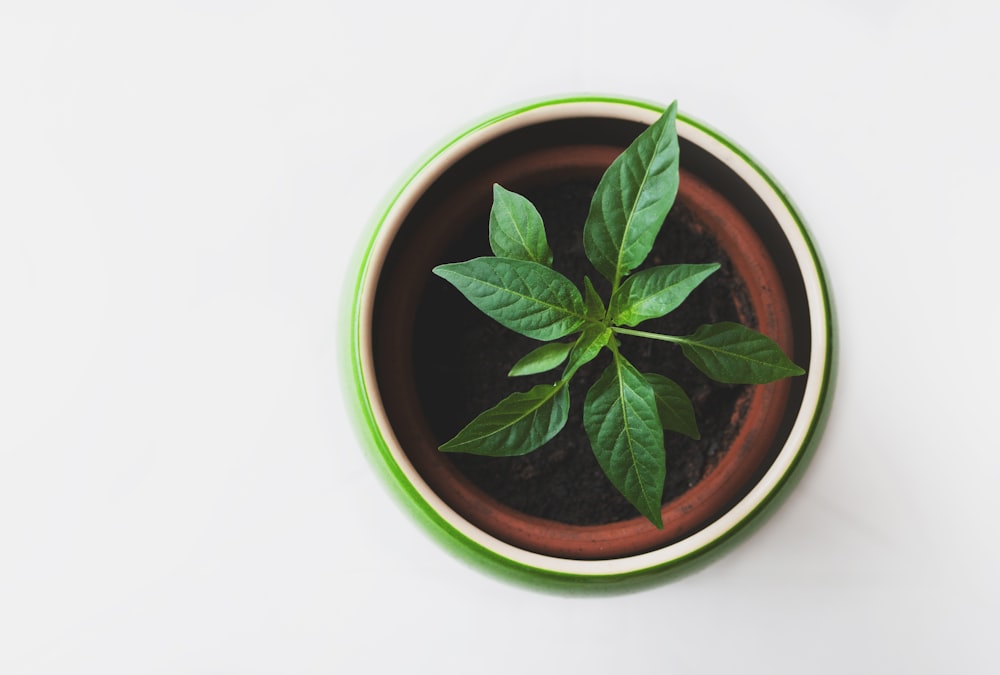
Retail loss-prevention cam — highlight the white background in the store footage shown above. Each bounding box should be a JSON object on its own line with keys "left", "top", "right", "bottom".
{"left": 2, "top": 1, "right": 998, "bottom": 673}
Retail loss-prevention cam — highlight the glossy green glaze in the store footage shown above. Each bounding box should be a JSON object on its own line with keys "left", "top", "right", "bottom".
{"left": 343, "top": 95, "right": 835, "bottom": 591}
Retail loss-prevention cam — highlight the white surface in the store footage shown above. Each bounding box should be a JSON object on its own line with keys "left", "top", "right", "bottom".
{"left": 1, "top": 1, "right": 996, "bottom": 673}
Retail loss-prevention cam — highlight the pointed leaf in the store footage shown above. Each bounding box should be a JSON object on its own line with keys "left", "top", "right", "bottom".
{"left": 489, "top": 184, "right": 553, "bottom": 266}
{"left": 563, "top": 323, "right": 611, "bottom": 380}
{"left": 433, "top": 257, "right": 586, "bottom": 340}
{"left": 584, "top": 353, "right": 665, "bottom": 528}
{"left": 584, "top": 101, "right": 680, "bottom": 286}
{"left": 583, "top": 276, "right": 606, "bottom": 321}
{"left": 440, "top": 383, "right": 569, "bottom": 456}
{"left": 643, "top": 373, "right": 700, "bottom": 440}
{"left": 609, "top": 263, "right": 720, "bottom": 327}
{"left": 678, "top": 322, "right": 806, "bottom": 384}
{"left": 508, "top": 342, "right": 572, "bottom": 377}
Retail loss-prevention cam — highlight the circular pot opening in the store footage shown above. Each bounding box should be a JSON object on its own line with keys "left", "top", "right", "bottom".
{"left": 353, "top": 97, "right": 831, "bottom": 579}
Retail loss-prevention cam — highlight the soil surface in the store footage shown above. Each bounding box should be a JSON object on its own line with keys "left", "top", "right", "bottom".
{"left": 412, "top": 180, "right": 754, "bottom": 526}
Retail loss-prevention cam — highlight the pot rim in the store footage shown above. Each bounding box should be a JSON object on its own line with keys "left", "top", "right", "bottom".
{"left": 346, "top": 94, "right": 834, "bottom": 588}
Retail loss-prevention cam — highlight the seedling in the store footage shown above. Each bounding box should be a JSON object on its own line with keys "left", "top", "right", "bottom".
{"left": 432, "top": 101, "right": 804, "bottom": 528}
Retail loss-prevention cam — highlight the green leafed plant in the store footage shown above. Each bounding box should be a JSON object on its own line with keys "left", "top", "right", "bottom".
{"left": 432, "top": 101, "right": 804, "bottom": 528}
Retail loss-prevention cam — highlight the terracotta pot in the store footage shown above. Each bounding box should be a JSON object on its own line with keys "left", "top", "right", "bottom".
{"left": 347, "top": 96, "right": 833, "bottom": 587}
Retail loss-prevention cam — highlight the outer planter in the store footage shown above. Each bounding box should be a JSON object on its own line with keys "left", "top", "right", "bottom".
{"left": 347, "top": 96, "right": 833, "bottom": 589}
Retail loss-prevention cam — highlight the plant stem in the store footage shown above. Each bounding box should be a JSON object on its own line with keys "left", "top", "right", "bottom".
{"left": 613, "top": 326, "right": 684, "bottom": 344}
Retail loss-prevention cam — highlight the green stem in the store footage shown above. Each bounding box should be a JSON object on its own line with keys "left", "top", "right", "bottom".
{"left": 613, "top": 326, "right": 685, "bottom": 344}
{"left": 605, "top": 328, "right": 620, "bottom": 358}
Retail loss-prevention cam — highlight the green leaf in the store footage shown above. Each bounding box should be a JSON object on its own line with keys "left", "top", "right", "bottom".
{"left": 643, "top": 373, "right": 700, "bottom": 440}
{"left": 583, "top": 101, "right": 680, "bottom": 287}
{"left": 609, "top": 263, "right": 720, "bottom": 327}
{"left": 563, "top": 323, "right": 611, "bottom": 379}
{"left": 489, "top": 184, "right": 553, "bottom": 266}
{"left": 508, "top": 342, "right": 572, "bottom": 377}
{"left": 583, "top": 276, "right": 606, "bottom": 321}
{"left": 584, "top": 352, "right": 665, "bottom": 528}
{"left": 677, "top": 322, "right": 806, "bottom": 384}
{"left": 440, "top": 383, "right": 569, "bottom": 456}
{"left": 433, "top": 257, "right": 586, "bottom": 341}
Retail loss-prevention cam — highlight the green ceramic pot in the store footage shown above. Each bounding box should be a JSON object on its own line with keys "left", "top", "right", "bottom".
{"left": 346, "top": 95, "right": 834, "bottom": 590}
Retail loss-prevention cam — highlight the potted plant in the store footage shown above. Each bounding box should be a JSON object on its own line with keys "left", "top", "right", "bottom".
{"left": 346, "top": 95, "right": 833, "bottom": 589}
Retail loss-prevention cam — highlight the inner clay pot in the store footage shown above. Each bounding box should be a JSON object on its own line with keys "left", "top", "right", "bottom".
{"left": 371, "top": 114, "right": 810, "bottom": 560}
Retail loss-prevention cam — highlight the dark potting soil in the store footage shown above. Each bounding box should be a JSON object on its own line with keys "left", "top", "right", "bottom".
{"left": 413, "top": 180, "right": 753, "bottom": 526}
